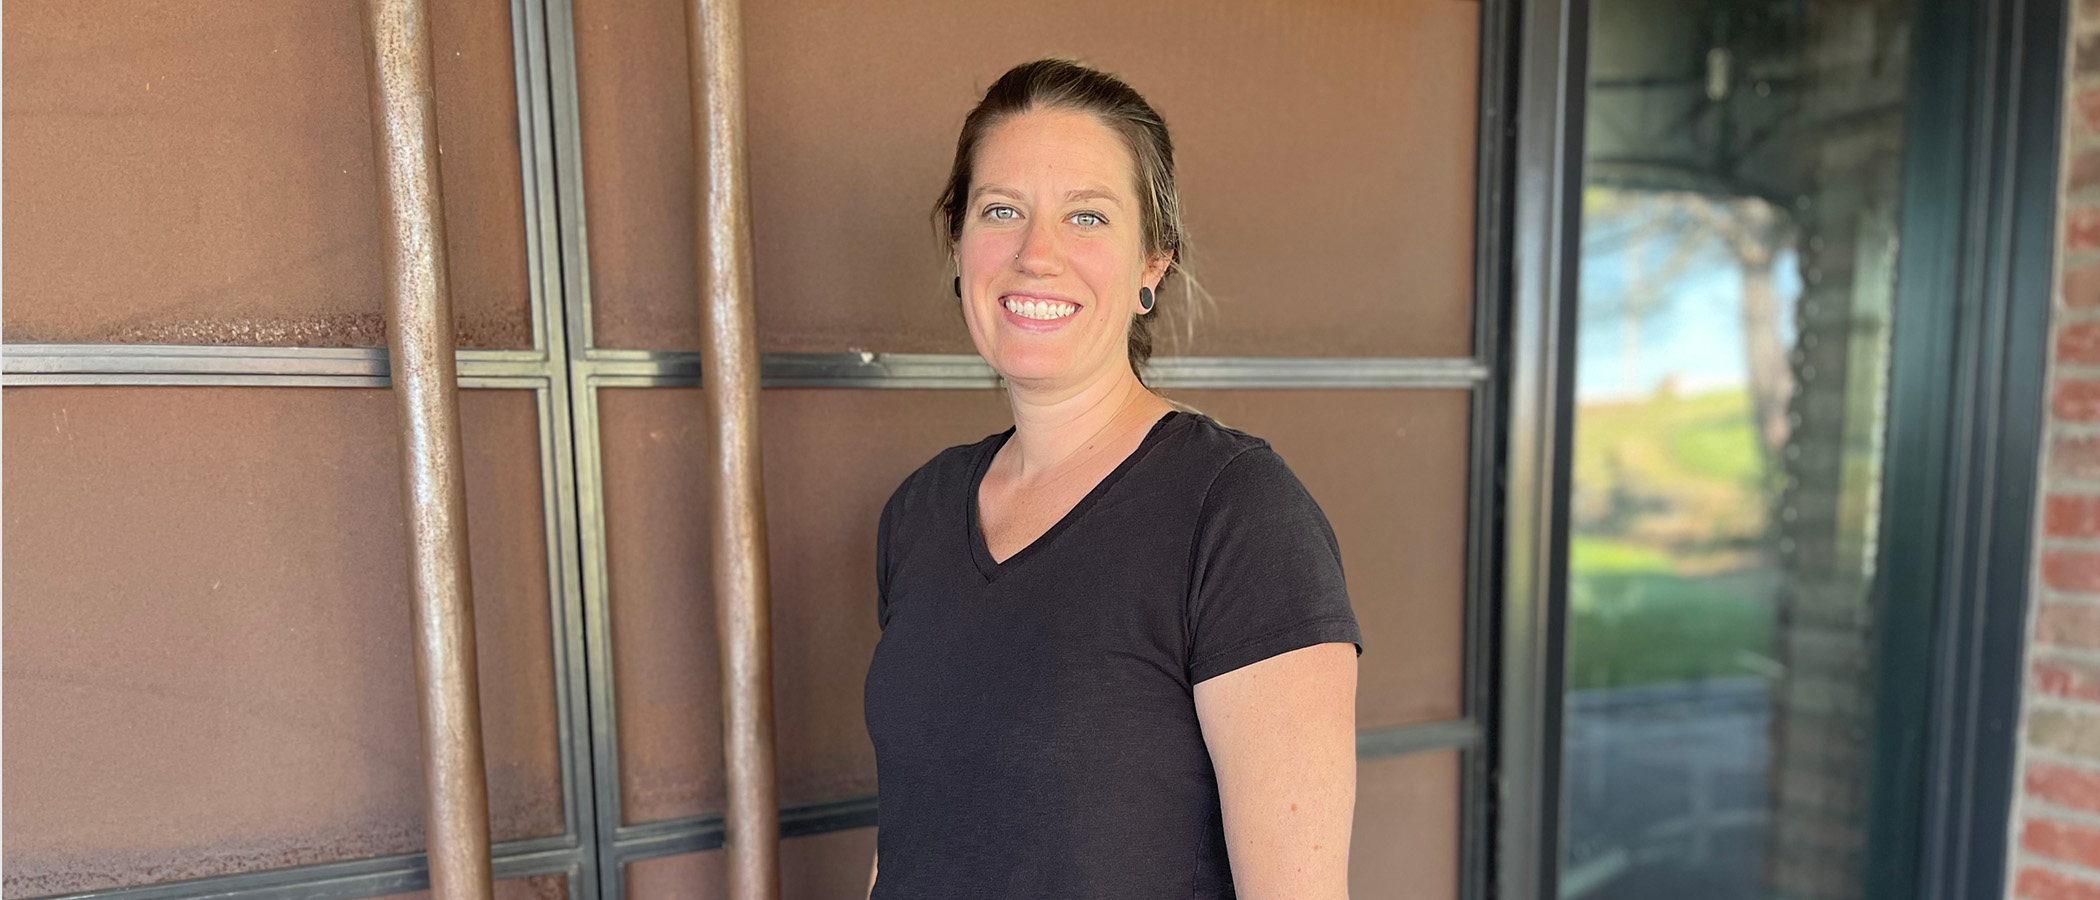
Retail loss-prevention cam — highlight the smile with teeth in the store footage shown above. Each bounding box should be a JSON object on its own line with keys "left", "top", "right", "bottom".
{"left": 1003, "top": 297, "right": 1078, "bottom": 320}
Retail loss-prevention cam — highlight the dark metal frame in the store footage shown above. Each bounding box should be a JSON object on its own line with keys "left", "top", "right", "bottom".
{"left": 1491, "top": 0, "right": 1590, "bottom": 897}
{"left": 1867, "top": 0, "right": 2066, "bottom": 892}
{"left": 1487, "top": 0, "right": 2071, "bottom": 892}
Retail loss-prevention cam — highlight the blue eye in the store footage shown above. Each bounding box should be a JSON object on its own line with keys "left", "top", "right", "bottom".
{"left": 985, "top": 206, "right": 1019, "bottom": 221}
{"left": 1071, "top": 211, "right": 1106, "bottom": 227}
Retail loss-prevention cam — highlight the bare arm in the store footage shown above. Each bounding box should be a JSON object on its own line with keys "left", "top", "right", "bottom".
{"left": 866, "top": 849, "right": 878, "bottom": 900}
{"left": 1193, "top": 641, "right": 1357, "bottom": 900}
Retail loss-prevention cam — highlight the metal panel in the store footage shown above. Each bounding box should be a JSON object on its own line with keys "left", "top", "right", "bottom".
{"left": 2, "top": 387, "right": 562, "bottom": 897}
{"left": 1171, "top": 389, "right": 1474, "bottom": 729}
{"left": 621, "top": 828, "right": 873, "bottom": 900}
{"left": 1350, "top": 751, "right": 1462, "bottom": 900}
{"left": 0, "top": 0, "right": 533, "bottom": 349}
{"left": 12, "top": 860, "right": 576, "bottom": 900}
{"left": 384, "top": 874, "right": 572, "bottom": 900}
{"left": 567, "top": 0, "right": 1478, "bottom": 357}
{"left": 595, "top": 386, "right": 727, "bottom": 826}
{"left": 755, "top": 390, "right": 1016, "bottom": 807}
{"left": 593, "top": 388, "right": 1009, "bottom": 826}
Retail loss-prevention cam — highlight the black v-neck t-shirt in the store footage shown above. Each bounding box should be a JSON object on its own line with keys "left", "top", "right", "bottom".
{"left": 863, "top": 409, "right": 1364, "bottom": 899}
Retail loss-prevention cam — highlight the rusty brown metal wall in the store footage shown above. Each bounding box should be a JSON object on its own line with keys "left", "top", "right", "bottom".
{"left": 1170, "top": 389, "right": 1472, "bottom": 730}
{"left": 571, "top": 0, "right": 1479, "bottom": 356}
{"left": 622, "top": 830, "right": 879, "bottom": 900}
{"left": 1, "top": 388, "right": 559, "bottom": 896}
{"left": 599, "top": 389, "right": 1011, "bottom": 824}
{"left": 363, "top": 0, "right": 496, "bottom": 896}
{"left": 2, "top": 0, "right": 1487, "bottom": 895}
{"left": 1, "top": 0, "right": 532, "bottom": 349}
{"left": 385, "top": 875, "right": 572, "bottom": 900}
{"left": 1350, "top": 752, "right": 1462, "bottom": 899}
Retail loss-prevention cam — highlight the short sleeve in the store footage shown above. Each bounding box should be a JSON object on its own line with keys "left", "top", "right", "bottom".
{"left": 875, "top": 486, "right": 899, "bottom": 631}
{"left": 1185, "top": 446, "right": 1364, "bottom": 684}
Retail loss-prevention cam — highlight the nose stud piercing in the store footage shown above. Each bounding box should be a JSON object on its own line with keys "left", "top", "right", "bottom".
{"left": 1139, "top": 286, "right": 1155, "bottom": 312}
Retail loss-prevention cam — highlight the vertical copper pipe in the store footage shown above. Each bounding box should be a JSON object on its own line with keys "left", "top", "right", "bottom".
{"left": 686, "top": 0, "right": 782, "bottom": 897}
{"left": 363, "top": 1, "right": 496, "bottom": 898}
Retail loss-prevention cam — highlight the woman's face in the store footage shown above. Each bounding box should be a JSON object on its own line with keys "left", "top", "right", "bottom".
{"left": 955, "top": 108, "right": 1168, "bottom": 389}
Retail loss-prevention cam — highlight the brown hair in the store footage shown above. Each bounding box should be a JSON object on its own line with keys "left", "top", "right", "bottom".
{"left": 933, "top": 57, "right": 1206, "bottom": 387}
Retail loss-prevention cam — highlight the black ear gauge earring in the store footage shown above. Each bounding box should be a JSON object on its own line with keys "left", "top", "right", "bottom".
{"left": 953, "top": 276, "right": 961, "bottom": 298}
{"left": 1139, "top": 286, "right": 1156, "bottom": 312}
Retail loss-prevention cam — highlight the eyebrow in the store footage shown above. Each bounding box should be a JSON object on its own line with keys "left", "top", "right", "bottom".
{"left": 969, "top": 185, "right": 1125, "bottom": 206}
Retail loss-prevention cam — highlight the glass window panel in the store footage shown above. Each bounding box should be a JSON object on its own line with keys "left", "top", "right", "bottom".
{"left": 1, "top": 0, "right": 533, "bottom": 348}
{"left": 1350, "top": 750, "right": 1461, "bottom": 900}
{"left": 1559, "top": 0, "right": 1916, "bottom": 894}
{"left": 573, "top": 0, "right": 1476, "bottom": 356}
{"left": 2, "top": 388, "right": 562, "bottom": 896}
{"left": 1170, "top": 390, "right": 1470, "bottom": 729}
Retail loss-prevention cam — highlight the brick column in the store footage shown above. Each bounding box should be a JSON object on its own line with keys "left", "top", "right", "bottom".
{"left": 2005, "top": 17, "right": 2100, "bottom": 900}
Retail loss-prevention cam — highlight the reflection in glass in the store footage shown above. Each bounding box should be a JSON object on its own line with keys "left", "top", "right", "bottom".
{"left": 1560, "top": 0, "right": 1914, "bottom": 897}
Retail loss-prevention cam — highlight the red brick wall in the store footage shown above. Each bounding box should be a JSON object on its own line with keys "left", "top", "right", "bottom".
{"left": 2009, "top": 17, "right": 2100, "bottom": 900}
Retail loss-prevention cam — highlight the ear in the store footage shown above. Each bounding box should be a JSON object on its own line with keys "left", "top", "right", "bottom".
{"left": 1142, "top": 251, "right": 1173, "bottom": 292}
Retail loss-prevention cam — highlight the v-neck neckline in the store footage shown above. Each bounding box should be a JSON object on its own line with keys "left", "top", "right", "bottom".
{"left": 966, "top": 409, "right": 1182, "bottom": 583}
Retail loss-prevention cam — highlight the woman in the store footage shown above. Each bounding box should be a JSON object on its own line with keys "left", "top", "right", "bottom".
{"left": 864, "top": 58, "right": 1364, "bottom": 899}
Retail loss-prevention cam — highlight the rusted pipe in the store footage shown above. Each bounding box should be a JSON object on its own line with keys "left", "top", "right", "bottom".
{"left": 362, "top": 1, "right": 496, "bottom": 897}
{"left": 686, "top": 0, "right": 782, "bottom": 897}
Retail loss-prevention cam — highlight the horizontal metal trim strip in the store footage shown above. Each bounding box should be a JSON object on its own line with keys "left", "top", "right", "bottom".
{"left": 7, "top": 345, "right": 1486, "bottom": 390}
{"left": 1, "top": 344, "right": 550, "bottom": 383}
{"left": 612, "top": 795, "right": 880, "bottom": 864}
{"left": 3, "top": 373, "right": 396, "bottom": 389}
{"left": 1, "top": 373, "right": 547, "bottom": 390}
{"left": 32, "top": 838, "right": 579, "bottom": 900}
{"left": 581, "top": 351, "right": 1489, "bottom": 389}
{"left": 1357, "top": 718, "right": 1482, "bottom": 759}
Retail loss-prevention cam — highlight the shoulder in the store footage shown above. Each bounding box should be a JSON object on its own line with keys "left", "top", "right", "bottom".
{"left": 880, "top": 428, "right": 1007, "bottom": 521}
{"left": 1170, "top": 412, "right": 1312, "bottom": 514}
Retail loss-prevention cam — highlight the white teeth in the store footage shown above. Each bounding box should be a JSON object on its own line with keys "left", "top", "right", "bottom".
{"left": 1003, "top": 298, "right": 1076, "bottom": 320}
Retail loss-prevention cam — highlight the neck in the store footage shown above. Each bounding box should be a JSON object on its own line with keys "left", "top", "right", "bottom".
{"left": 1001, "top": 365, "right": 1173, "bottom": 484}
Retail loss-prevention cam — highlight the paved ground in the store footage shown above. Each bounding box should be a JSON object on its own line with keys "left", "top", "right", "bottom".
{"left": 1561, "top": 679, "right": 1773, "bottom": 900}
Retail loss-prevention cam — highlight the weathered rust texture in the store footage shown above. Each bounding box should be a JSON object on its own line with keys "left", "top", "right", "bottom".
{"left": 624, "top": 829, "right": 878, "bottom": 900}
{"left": 1, "top": 0, "right": 531, "bottom": 349}
{"left": 1348, "top": 751, "right": 1461, "bottom": 897}
{"left": 571, "top": 0, "right": 1476, "bottom": 356}
{"left": 686, "top": 0, "right": 781, "bottom": 896}
{"left": 1, "top": 388, "right": 560, "bottom": 896}
{"left": 363, "top": 0, "right": 496, "bottom": 897}
{"left": 1168, "top": 389, "right": 1472, "bottom": 730}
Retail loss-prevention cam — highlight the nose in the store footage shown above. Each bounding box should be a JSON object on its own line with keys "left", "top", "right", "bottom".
{"left": 1013, "top": 216, "right": 1063, "bottom": 277}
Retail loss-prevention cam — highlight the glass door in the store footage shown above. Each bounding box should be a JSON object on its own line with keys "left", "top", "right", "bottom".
{"left": 1558, "top": 0, "right": 1923, "bottom": 897}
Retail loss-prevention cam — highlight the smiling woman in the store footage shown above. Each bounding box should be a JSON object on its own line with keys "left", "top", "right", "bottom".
{"left": 862, "top": 58, "right": 1366, "bottom": 900}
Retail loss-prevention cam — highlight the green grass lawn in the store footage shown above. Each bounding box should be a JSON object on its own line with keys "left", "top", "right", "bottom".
{"left": 1568, "top": 537, "right": 1778, "bottom": 690}
{"left": 1567, "top": 386, "right": 1782, "bottom": 690}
